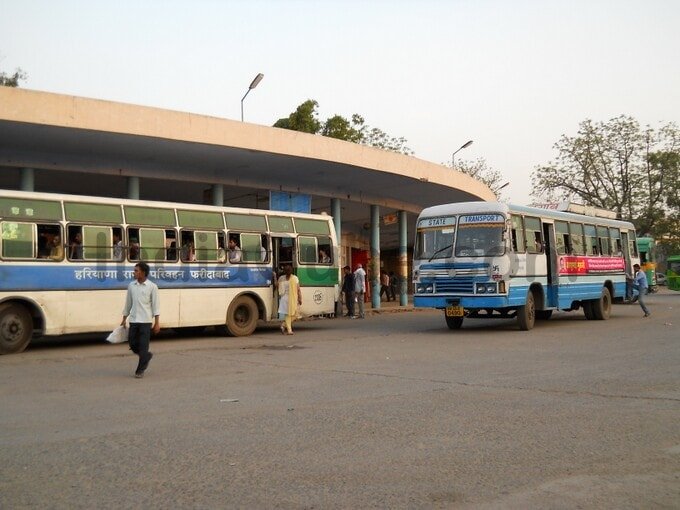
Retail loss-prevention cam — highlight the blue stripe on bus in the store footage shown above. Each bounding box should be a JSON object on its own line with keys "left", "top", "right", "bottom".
{"left": 0, "top": 265, "right": 272, "bottom": 291}
{"left": 414, "top": 281, "right": 626, "bottom": 311}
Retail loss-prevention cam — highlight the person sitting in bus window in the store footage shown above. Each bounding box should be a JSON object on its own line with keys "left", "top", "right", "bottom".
{"left": 533, "top": 232, "right": 543, "bottom": 253}
{"left": 129, "top": 238, "right": 141, "bottom": 260}
{"left": 69, "top": 231, "right": 83, "bottom": 259}
{"left": 216, "top": 239, "right": 227, "bottom": 263}
{"left": 228, "top": 237, "right": 242, "bottom": 263}
{"left": 113, "top": 231, "right": 124, "bottom": 261}
{"left": 318, "top": 248, "right": 331, "bottom": 264}
{"left": 180, "top": 240, "right": 195, "bottom": 262}
{"left": 48, "top": 235, "right": 64, "bottom": 261}
{"left": 166, "top": 241, "right": 177, "bottom": 261}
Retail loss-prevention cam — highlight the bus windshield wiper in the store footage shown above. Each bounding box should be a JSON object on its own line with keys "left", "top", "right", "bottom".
{"left": 428, "top": 244, "right": 453, "bottom": 262}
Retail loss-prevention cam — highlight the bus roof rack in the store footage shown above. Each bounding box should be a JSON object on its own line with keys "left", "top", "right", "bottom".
{"left": 530, "top": 201, "right": 618, "bottom": 220}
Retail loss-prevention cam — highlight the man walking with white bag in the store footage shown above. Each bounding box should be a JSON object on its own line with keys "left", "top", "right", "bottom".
{"left": 121, "top": 262, "right": 160, "bottom": 378}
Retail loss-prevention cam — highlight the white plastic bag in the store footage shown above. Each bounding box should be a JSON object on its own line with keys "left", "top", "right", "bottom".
{"left": 106, "top": 325, "right": 128, "bottom": 344}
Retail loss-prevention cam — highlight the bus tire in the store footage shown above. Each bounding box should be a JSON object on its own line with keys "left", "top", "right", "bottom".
{"left": 444, "top": 314, "right": 464, "bottom": 330}
{"left": 592, "top": 287, "right": 612, "bottom": 320}
{"left": 517, "top": 291, "right": 536, "bottom": 331}
{"left": 536, "top": 310, "right": 553, "bottom": 320}
{"left": 223, "top": 295, "right": 259, "bottom": 337}
{"left": 0, "top": 303, "right": 33, "bottom": 355}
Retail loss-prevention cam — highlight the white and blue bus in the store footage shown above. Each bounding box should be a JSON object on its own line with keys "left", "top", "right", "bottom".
{"left": 413, "top": 202, "right": 639, "bottom": 330}
{"left": 0, "top": 190, "right": 339, "bottom": 354}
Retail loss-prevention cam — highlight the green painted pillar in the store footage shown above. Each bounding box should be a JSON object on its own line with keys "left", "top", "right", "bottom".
{"left": 371, "top": 204, "right": 380, "bottom": 309}
{"left": 127, "top": 176, "right": 140, "bottom": 200}
{"left": 21, "top": 168, "right": 34, "bottom": 191}
{"left": 212, "top": 184, "right": 224, "bottom": 206}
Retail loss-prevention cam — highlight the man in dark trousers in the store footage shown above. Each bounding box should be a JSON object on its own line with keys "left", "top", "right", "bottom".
{"left": 121, "top": 262, "right": 160, "bottom": 378}
{"left": 341, "top": 265, "right": 355, "bottom": 317}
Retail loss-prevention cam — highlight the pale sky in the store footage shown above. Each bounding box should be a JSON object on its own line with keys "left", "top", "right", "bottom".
{"left": 2, "top": 0, "right": 679, "bottom": 205}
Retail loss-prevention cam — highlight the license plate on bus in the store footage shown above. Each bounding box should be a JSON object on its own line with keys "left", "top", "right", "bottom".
{"left": 445, "top": 305, "right": 464, "bottom": 317}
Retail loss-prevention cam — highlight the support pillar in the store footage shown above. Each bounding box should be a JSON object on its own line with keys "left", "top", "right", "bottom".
{"left": 331, "top": 198, "right": 343, "bottom": 316}
{"left": 399, "top": 210, "right": 408, "bottom": 306}
{"left": 212, "top": 184, "right": 224, "bottom": 207}
{"left": 20, "top": 168, "right": 34, "bottom": 191}
{"left": 370, "top": 205, "right": 381, "bottom": 309}
{"left": 127, "top": 176, "right": 140, "bottom": 200}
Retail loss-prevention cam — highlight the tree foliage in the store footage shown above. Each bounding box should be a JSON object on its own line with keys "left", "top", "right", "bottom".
{"left": 454, "top": 158, "right": 507, "bottom": 199}
{"left": 0, "top": 67, "right": 27, "bottom": 87}
{"left": 274, "top": 100, "right": 413, "bottom": 155}
{"left": 532, "top": 115, "right": 680, "bottom": 255}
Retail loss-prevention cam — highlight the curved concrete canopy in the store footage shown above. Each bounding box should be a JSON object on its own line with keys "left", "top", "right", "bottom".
{"left": 0, "top": 87, "right": 494, "bottom": 216}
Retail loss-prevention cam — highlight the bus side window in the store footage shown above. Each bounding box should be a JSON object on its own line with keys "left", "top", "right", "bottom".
{"left": 1, "top": 221, "right": 35, "bottom": 259}
{"left": 194, "top": 230, "right": 218, "bottom": 262}
{"left": 555, "top": 221, "right": 569, "bottom": 255}
{"left": 166, "top": 230, "right": 178, "bottom": 261}
{"left": 524, "top": 217, "right": 542, "bottom": 254}
{"left": 318, "top": 237, "right": 332, "bottom": 264}
{"left": 37, "top": 224, "right": 63, "bottom": 260}
{"left": 128, "top": 227, "right": 140, "bottom": 260}
{"left": 180, "top": 230, "right": 196, "bottom": 262}
{"left": 260, "top": 234, "right": 269, "bottom": 262}
{"left": 569, "top": 223, "right": 585, "bottom": 255}
{"left": 597, "top": 226, "right": 610, "bottom": 256}
{"left": 584, "top": 225, "right": 598, "bottom": 255}
{"left": 610, "top": 228, "right": 622, "bottom": 256}
{"left": 510, "top": 215, "right": 525, "bottom": 252}
{"left": 67, "top": 225, "right": 83, "bottom": 260}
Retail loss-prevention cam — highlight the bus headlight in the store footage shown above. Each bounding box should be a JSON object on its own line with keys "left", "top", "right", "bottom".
{"left": 476, "top": 283, "right": 497, "bottom": 294}
{"left": 416, "top": 284, "right": 434, "bottom": 294}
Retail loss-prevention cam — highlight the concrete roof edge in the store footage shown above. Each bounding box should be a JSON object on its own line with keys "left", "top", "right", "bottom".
{"left": 0, "top": 87, "right": 495, "bottom": 202}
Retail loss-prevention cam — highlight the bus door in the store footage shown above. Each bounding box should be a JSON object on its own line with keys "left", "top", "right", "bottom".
{"left": 543, "top": 223, "right": 559, "bottom": 308}
{"left": 271, "top": 235, "right": 295, "bottom": 318}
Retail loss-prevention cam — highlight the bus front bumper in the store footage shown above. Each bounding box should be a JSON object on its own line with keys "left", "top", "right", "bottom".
{"left": 414, "top": 295, "right": 514, "bottom": 310}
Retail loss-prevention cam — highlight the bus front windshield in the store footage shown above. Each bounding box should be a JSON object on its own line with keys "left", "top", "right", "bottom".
{"left": 414, "top": 216, "right": 456, "bottom": 260}
{"left": 455, "top": 214, "right": 505, "bottom": 257}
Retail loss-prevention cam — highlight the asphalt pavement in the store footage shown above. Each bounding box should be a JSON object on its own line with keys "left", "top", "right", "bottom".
{"left": 1, "top": 290, "right": 679, "bottom": 509}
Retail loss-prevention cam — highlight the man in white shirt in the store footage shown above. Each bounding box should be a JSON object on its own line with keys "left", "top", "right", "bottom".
{"left": 353, "top": 263, "right": 367, "bottom": 318}
{"left": 228, "top": 238, "right": 242, "bottom": 263}
{"left": 121, "top": 262, "right": 160, "bottom": 378}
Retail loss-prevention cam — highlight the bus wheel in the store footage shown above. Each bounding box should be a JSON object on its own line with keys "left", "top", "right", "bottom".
{"left": 592, "top": 287, "right": 612, "bottom": 320}
{"left": 223, "top": 296, "right": 259, "bottom": 337}
{"left": 0, "top": 303, "right": 33, "bottom": 355}
{"left": 517, "top": 291, "right": 536, "bottom": 331}
{"left": 444, "top": 313, "right": 464, "bottom": 330}
{"left": 536, "top": 310, "right": 553, "bottom": 320}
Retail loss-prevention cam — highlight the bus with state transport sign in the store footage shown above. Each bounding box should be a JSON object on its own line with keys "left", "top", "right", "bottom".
{"left": 413, "top": 201, "right": 639, "bottom": 331}
{"left": 0, "top": 190, "right": 339, "bottom": 354}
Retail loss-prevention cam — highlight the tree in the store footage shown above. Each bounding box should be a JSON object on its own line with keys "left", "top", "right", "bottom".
{"left": 0, "top": 67, "right": 27, "bottom": 87}
{"left": 273, "top": 99, "right": 321, "bottom": 134}
{"left": 531, "top": 116, "right": 679, "bottom": 235}
{"left": 454, "top": 158, "right": 507, "bottom": 198}
{"left": 274, "top": 100, "right": 413, "bottom": 155}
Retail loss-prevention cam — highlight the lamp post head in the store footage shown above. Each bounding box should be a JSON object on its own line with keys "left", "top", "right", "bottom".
{"left": 249, "top": 73, "right": 264, "bottom": 90}
{"left": 460, "top": 140, "right": 473, "bottom": 149}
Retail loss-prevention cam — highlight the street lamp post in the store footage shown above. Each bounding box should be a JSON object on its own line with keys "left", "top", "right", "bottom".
{"left": 452, "top": 140, "right": 473, "bottom": 169}
{"left": 240, "top": 73, "right": 264, "bottom": 122}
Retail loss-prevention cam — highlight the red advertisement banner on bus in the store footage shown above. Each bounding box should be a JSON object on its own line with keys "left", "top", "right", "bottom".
{"left": 559, "top": 256, "right": 625, "bottom": 275}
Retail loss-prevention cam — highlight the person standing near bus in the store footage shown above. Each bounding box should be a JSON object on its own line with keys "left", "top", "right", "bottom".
{"left": 278, "top": 263, "right": 302, "bottom": 334}
{"left": 633, "top": 263, "right": 651, "bottom": 317}
{"left": 121, "top": 262, "right": 160, "bottom": 378}
{"left": 341, "top": 265, "right": 355, "bottom": 317}
{"left": 353, "top": 263, "right": 366, "bottom": 318}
